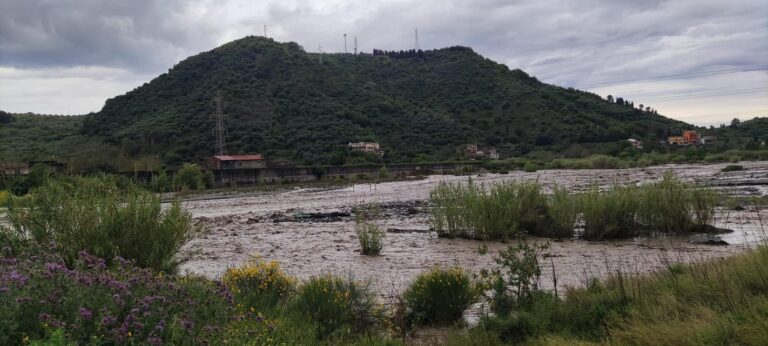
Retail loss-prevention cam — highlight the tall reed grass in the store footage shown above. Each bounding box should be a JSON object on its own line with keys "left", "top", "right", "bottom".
{"left": 430, "top": 180, "right": 551, "bottom": 239}
{"left": 430, "top": 174, "right": 721, "bottom": 241}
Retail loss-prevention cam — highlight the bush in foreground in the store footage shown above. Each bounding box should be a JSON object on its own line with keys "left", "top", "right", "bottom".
{"left": 222, "top": 257, "right": 297, "bottom": 309}
{"left": 404, "top": 267, "right": 477, "bottom": 326}
{"left": 0, "top": 248, "right": 234, "bottom": 345}
{"left": 2, "top": 176, "right": 194, "bottom": 273}
{"left": 470, "top": 245, "right": 768, "bottom": 345}
{"left": 291, "top": 275, "right": 382, "bottom": 339}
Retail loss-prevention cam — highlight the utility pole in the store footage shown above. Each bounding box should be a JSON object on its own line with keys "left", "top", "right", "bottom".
{"left": 214, "top": 90, "right": 227, "bottom": 155}
{"left": 343, "top": 33, "right": 348, "bottom": 54}
{"left": 354, "top": 36, "right": 358, "bottom": 55}
{"left": 415, "top": 27, "right": 420, "bottom": 50}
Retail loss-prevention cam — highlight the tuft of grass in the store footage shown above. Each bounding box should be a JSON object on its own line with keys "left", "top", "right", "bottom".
{"left": 403, "top": 267, "right": 477, "bottom": 326}
{"left": 354, "top": 204, "right": 385, "bottom": 255}
{"left": 578, "top": 184, "right": 640, "bottom": 240}
{"left": 547, "top": 185, "right": 578, "bottom": 238}
{"left": 721, "top": 164, "right": 745, "bottom": 172}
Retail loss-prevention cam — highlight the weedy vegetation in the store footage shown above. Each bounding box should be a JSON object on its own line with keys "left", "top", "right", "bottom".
{"left": 0, "top": 175, "right": 194, "bottom": 273}
{"left": 430, "top": 173, "right": 721, "bottom": 240}
{"left": 354, "top": 204, "right": 386, "bottom": 255}
{"left": 403, "top": 267, "right": 477, "bottom": 326}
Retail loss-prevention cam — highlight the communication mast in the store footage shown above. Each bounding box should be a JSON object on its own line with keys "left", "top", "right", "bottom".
{"left": 263, "top": 25, "right": 268, "bottom": 38}
{"left": 318, "top": 44, "right": 323, "bottom": 64}
{"left": 415, "top": 28, "right": 420, "bottom": 50}
{"left": 343, "top": 33, "right": 348, "bottom": 54}
{"left": 354, "top": 36, "right": 358, "bottom": 55}
{"left": 213, "top": 90, "right": 227, "bottom": 155}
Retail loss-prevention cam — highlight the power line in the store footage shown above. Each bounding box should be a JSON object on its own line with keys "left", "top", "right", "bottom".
{"left": 680, "top": 108, "right": 768, "bottom": 118}
{"left": 639, "top": 87, "right": 768, "bottom": 102}
{"left": 579, "top": 66, "right": 768, "bottom": 89}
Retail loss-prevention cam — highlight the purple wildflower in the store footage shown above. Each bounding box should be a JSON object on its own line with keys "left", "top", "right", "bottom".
{"left": 79, "top": 307, "right": 93, "bottom": 320}
{"left": 101, "top": 315, "right": 117, "bottom": 326}
{"left": 181, "top": 318, "right": 193, "bottom": 332}
{"left": 146, "top": 336, "right": 162, "bottom": 345}
{"left": 38, "top": 313, "right": 51, "bottom": 322}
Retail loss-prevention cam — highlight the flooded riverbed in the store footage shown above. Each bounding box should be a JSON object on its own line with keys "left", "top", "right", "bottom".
{"left": 177, "top": 162, "right": 767, "bottom": 293}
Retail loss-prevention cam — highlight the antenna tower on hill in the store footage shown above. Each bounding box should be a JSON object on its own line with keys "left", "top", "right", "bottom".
{"left": 213, "top": 90, "right": 227, "bottom": 155}
{"left": 415, "top": 27, "right": 420, "bottom": 50}
{"left": 343, "top": 33, "right": 348, "bottom": 53}
{"left": 263, "top": 25, "right": 268, "bottom": 38}
{"left": 354, "top": 36, "right": 358, "bottom": 54}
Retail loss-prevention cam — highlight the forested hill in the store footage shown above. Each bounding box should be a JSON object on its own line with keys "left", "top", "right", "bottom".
{"left": 82, "top": 36, "right": 690, "bottom": 165}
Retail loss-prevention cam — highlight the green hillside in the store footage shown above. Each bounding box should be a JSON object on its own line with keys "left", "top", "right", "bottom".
{"left": 81, "top": 36, "right": 690, "bottom": 166}
{"left": 0, "top": 112, "right": 84, "bottom": 163}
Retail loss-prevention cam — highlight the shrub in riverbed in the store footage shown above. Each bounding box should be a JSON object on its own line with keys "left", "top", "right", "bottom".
{"left": 0, "top": 248, "right": 234, "bottom": 345}
{"left": 0, "top": 190, "right": 8, "bottom": 206}
{"left": 429, "top": 180, "right": 551, "bottom": 239}
{"left": 721, "top": 164, "right": 745, "bottom": 172}
{"left": 1, "top": 176, "right": 194, "bottom": 273}
{"left": 580, "top": 184, "right": 640, "bottom": 240}
{"left": 290, "top": 275, "right": 382, "bottom": 339}
{"left": 354, "top": 205, "right": 385, "bottom": 255}
{"left": 546, "top": 186, "right": 578, "bottom": 238}
{"left": 404, "top": 267, "right": 477, "bottom": 326}
{"left": 223, "top": 257, "right": 297, "bottom": 309}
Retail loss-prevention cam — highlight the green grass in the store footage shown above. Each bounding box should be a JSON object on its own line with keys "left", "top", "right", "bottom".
{"left": 721, "top": 164, "right": 745, "bottom": 172}
{"left": 354, "top": 205, "right": 386, "bottom": 255}
{"left": 429, "top": 180, "right": 553, "bottom": 240}
{"left": 468, "top": 245, "right": 768, "bottom": 345}
{"left": 1, "top": 175, "right": 194, "bottom": 273}
{"left": 431, "top": 174, "right": 721, "bottom": 241}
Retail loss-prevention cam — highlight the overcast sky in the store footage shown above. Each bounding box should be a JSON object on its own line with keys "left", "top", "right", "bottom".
{"left": 0, "top": 0, "right": 766, "bottom": 126}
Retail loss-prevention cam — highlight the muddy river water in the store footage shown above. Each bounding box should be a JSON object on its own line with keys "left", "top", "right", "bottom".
{"left": 178, "top": 162, "right": 768, "bottom": 296}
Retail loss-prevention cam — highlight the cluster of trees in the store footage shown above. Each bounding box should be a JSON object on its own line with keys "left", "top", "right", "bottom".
{"left": 371, "top": 49, "right": 426, "bottom": 59}
{"left": 605, "top": 95, "right": 659, "bottom": 115}
{"left": 0, "top": 110, "right": 12, "bottom": 124}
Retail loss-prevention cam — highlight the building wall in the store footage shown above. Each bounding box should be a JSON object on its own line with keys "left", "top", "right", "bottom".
{"left": 212, "top": 162, "right": 482, "bottom": 186}
{"left": 221, "top": 160, "right": 266, "bottom": 169}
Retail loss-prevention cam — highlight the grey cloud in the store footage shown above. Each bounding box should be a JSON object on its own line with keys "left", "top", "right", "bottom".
{"left": 0, "top": 0, "right": 219, "bottom": 72}
{"left": 0, "top": 0, "right": 765, "bottom": 123}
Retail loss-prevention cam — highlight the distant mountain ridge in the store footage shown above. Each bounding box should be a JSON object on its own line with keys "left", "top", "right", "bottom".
{"left": 82, "top": 36, "right": 691, "bottom": 165}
